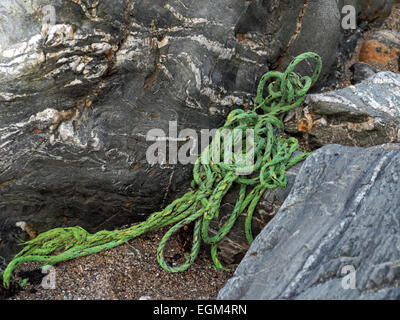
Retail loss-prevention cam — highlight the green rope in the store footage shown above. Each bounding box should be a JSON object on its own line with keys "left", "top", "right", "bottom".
{"left": 1, "top": 52, "right": 322, "bottom": 288}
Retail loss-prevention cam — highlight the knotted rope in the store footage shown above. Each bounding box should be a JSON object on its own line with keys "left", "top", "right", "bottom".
{"left": 2, "top": 52, "right": 322, "bottom": 288}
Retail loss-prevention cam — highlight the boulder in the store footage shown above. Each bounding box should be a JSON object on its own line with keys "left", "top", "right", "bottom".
{"left": 350, "top": 62, "right": 378, "bottom": 84}
{"left": 0, "top": 0, "right": 343, "bottom": 262}
{"left": 339, "top": 0, "right": 394, "bottom": 25}
{"left": 285, "top": 72, "right": 400, "bottom": 147}
{"left": 359, "top": 30, "right": 400, "bottom": 72}
{"left": 219, "top": 143, "right": 400, "bottom": 300}
{"left": 359, "top": 0, "right": 394, "bottom": 24}
{"left": 337, "top": 1, "right": 396, "bottom": 80}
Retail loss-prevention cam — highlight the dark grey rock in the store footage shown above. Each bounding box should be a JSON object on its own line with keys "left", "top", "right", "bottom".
{"left": 219, "top": 143, "right": 400, "bottom": 300}
{"left": 350, "top": 62, "right": 378, "bottom": 84}
{"left": 209, "top": 161, "right": 302, "bottom": 266}
{"left": 0, "top": 0, "right": 343, "bottom": 262}
{"left": 285, "top": 72, "right": 400, "bottom": 147}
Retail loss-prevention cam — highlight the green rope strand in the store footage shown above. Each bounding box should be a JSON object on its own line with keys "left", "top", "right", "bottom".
{"left": 2, "top": 52, "right": 322, "bottom": 289}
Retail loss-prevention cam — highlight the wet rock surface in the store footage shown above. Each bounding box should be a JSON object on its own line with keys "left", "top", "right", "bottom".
{"left": 219, "top": 143, "right": 400, "bottom": 300}
{"left": 0, "top": 0, "right": 346, "bottom": 262}
{"left": 285, "top": 72, "right": 400, "bottom": 147}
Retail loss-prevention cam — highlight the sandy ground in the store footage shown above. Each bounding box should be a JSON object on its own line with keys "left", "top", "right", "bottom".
{"left": 6, "top": 226, "right": 233, "bottom": 300}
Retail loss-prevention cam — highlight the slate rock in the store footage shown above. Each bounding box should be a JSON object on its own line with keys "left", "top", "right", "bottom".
{"left": 219, "top": 143, "right": 400, "bottom": 300}
{"left": 285, "top": 72, "right": 400, "bottom": 147}
{"left": 339, "top": 0, "right": 394, "bottom": 25}
{"left": 278, "top": 0, "right": 341, "bottom": 88}
{"left": 350, "top": 62, "right": 378, "bottom": 84}
{"left": 359, "top": 0, "right": 394, "bottom": 24}
{"left": 0, "top": 0, "right": 345, "bottom": 262}
{"left": 337, "top": 1, "right": 396, "bottom": 71}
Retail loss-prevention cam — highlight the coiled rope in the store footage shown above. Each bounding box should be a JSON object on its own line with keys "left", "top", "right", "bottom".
{"left": 2, "top": 52, "right": 322, "bottom": 288}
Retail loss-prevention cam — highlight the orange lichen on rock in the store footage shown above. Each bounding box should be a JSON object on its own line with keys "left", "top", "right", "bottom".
{"left": 359, "top": 39, "right": 400, "bottom": 65}
{"left": 85, "top": 100, "right": 93, "bottom": 108}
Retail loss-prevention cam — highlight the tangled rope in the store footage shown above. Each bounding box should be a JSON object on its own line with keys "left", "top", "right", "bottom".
{"left": 1, "top": 52, "right": 322, "bottom": 288}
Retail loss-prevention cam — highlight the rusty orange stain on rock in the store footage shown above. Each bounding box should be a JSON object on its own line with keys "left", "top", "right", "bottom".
{"left": 297, "top": 112, "right": 315, "bottom": 133}
{"left": 105, "top": 48, "right": 114, "bottom": 62}
{"left": 297, "top": 120, "right": 310, "bottom": 132}
{"left": 0, "top": 179, "right": 15, "bottom": 189}
{"left": 125, "top": 202, "right": 132, "bottom": 208}
{"left": 148, "top": 171, "right": 156, "bottom": 178}
{"left": 359, "top": 40, "right": 400, "bottom": 65}
{"left": 132, "top": 163, "right": 141, "bottom": 170}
